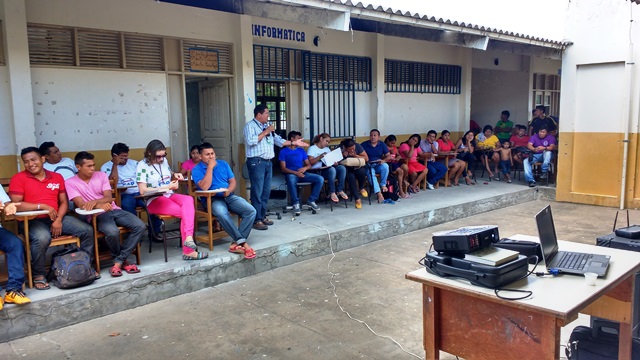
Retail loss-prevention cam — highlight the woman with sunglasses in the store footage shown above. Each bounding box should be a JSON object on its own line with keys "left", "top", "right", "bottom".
{"left": 136, "top": 139, "right": 207, "bottom": 260}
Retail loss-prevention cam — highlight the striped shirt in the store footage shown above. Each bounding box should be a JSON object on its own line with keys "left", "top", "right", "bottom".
{"left": 243, "top": 119, "right": 285, "bottom": 160}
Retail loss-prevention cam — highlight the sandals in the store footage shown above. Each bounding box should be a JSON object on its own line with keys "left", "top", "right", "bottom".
{"left": 400, "top": 193, "right": 410, "bottom": 199}
{"left": 33, "top": 278, "right": 50, "bottom": 291}
{"left": 355, "top": 199, "right": 362, "bottom": 209}
{"left": 377, "top": 192, "right": 384, "bottom": 203}
{"left": 122, "top": 262, "right": 140, "bottom": 274}
{"left": 337, "top": 191, "right": 349, "bottom": 200}
{"left": 244, "top": 248, "right": 256, "bottom": 259}
{"left": 229, "top": 243, "right": 246, "bottom": 254}
{"left": 183, "top": 252, "right": 209, "bottom": 261}
{"left": 109, "top": 265, "right": 123, "bottom": 277}
{"left": 360, "top": 189, "right": 369, "bottom": 198}
{"left": 330, "top": 193, "right": 339, "bottom": 203}
{"left": 184, "top": 237, "right": 197, "bottom": 250}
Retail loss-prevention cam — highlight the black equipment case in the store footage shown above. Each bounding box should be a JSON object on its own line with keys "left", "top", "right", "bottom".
{"left": 423, "top": 251, "right": 529, "bottom": 288}
{"left": 566, "top": 320, "right": 640, "bottom": 359}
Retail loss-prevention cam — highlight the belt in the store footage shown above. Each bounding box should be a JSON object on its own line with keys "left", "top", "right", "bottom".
{"left": 248, "top": 156, "right": 272, "bottom": 161}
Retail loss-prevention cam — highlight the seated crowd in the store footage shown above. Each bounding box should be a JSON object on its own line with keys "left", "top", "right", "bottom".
{"left": 0, "top": 106, "right": 557, "bottom": 305}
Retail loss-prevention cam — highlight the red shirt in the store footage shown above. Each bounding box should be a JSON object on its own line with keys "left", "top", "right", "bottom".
{"left": 510, "top": 134, "right": 530, "bottom": 148}
{"left": 10, "top": 170, "right": 66, "bottom": 218}
{"left": 437, "top": 139, "right": 455, "bottom": 152}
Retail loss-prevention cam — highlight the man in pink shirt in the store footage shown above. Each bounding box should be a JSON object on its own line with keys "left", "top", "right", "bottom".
{"left": 66, "top": 151, "right": 146, "bottom": 277}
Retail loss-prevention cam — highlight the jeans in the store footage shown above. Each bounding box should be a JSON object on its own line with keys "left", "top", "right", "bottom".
{"left": 285, "top": 172, "right": 324, "bottom": 205}
{"left": 367, "top": 163, "right": 389, "bottom": 193}
{"left": 22, "top": 215, "right": 94, "bottom": 278}
{"left": 247, "top": 157, "right": 272, "bottom": 223}
{"left": 426, "top": 161, "right": 447, "bottom": 185}
{"left": 524, "top": 151, "right": 553, "bottom": 182}
{"left": 312, "top": 166, "right": 346, "bottom": 193}
{"left": 122, "top": 191, "right": 161, "bottom": 234}
{"left": 204, "top": 194, "right": 257, "bottom": 243}
{"left": 147, "top": 194, "right": 195, "bottom": 255}
{"left": 0, "top": 228, "right": 26, "bottom": 291}
{"left": 345, "top": 166, "right": 368, "bottom": 200}
{"left": 499, "top": 160, "right": 511, "bottom": 175}
{"left": 96, "top": 209, "right": 146, "bottom": 264}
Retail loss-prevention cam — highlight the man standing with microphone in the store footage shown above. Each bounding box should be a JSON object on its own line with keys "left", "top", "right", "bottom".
{"left": 243, "top": 104, "right": 307, "bottom": 230}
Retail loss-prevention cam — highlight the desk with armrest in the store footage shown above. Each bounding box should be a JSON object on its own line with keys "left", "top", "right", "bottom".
{"left": 406, "top": 236, "right": 640, "bottom": 360}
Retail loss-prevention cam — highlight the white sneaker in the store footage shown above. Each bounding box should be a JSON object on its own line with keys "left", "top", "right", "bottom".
{"left": 427, "top": 182, "right": 435, "bottom": 190}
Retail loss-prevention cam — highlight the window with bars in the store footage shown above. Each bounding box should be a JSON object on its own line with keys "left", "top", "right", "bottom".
{"left": 384, "top": 59, "right": 461, "bottom": 94}
{"left": 26, "top": 24, "right": 169, "bottom": 72}
{"left": 253, "top": 45, "right": 304, "bottom": 81}
{"left": 305, "top": 53, "right": 371, "bottom": 91}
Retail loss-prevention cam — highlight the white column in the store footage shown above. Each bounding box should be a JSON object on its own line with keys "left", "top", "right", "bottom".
{"left": 374, "top": 34, "right": 385, "bottom": 133}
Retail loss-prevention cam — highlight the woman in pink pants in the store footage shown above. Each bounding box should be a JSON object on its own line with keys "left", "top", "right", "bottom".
{"left": 136, "top": 139, "right": 207, "bottom": 260}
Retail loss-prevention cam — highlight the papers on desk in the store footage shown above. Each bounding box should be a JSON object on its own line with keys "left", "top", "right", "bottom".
{"left": 14, "top": 210, "right": 49, "bottom": 217}
{"left": 196, "top": 188, "right": 228, "bottom": 194}
{"left": 143, "top": 188, "right": 170, "bottom": 195}
{"left": 321, "top": 148, "right": 344, "bottom": 166}
{"left": 75, "top": 208, "right": 105, "bottom": 215}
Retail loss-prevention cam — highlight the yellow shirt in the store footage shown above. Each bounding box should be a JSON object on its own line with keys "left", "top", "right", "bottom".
{"left": 476, "top": 134, "right": 500, "bottom": 149}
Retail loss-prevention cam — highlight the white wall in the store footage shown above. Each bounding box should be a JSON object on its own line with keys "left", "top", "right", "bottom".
{"left": 31, "top": 68, "right": 169, "bottom": 151}
{"left": 0, "top": 66, "right": 15, "bottom": 155}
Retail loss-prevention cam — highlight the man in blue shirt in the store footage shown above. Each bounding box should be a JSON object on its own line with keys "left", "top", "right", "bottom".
{"left": 192, "top": 143, "right": 258, "bottom": 258}
{"left": 360, "top": 129, "right": 390, "bottom": 202}
{"left": 243, "top": 104, "right": 307, "bottom": 230}
{"left": 278, "top": 131, "right": 324, "bottom": 216}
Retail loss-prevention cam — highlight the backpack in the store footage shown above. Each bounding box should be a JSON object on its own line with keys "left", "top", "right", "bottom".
{"left": 566, "top": 322, "right": 640, "bottom": 359}
{"left": 47, "top": 248, "right": 95, "bottom": 289}
{"left": 383, "top": 175, "right": 400, "bottom": 201}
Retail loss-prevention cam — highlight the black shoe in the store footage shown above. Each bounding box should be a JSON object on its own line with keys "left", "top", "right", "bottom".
{"left": 253, "top": 221, "right": 268, "bottom": 231}
{"left": 528, "top": 181, "right": 536, "bottom": 187}
{"left": 540, "top": 171, "right": 548, "bottom": 179}
{"left": 262, "top": 218, "right": 274, "bottom": 226}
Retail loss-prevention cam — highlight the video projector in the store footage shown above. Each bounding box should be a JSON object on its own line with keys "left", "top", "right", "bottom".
{"left": 432, "top": 225, "right": 499, "bottom": 255}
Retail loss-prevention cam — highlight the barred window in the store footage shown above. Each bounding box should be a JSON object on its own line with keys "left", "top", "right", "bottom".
{"left": 305, "top": 53, "right": 371, "bottom": 91}
{"left": 253, "top": 45, "right": 304, "bottom": 81}
{"left": 384, "top": 59, "right": 461, "bottom": 94}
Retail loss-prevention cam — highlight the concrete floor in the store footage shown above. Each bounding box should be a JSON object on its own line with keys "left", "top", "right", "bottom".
{"left": 1, "top": 199, "right": 630, "bottom": 360}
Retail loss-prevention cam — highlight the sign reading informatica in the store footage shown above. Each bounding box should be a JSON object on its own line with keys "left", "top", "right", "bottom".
{"left": 252, "top": 24, "right": 306, "bottom": 42}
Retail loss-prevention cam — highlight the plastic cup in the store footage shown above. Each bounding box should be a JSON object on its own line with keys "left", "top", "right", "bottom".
{"left": 584, "top": 272, "right": 598, "bottom": 286}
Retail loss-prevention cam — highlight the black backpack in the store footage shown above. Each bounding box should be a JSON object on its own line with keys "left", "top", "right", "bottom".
{"left": 47, "top": 248, "right": 95, "bottom": 289}
{"left": 566, "top": 322, "right": 640, "bottom": 359}
{"left": 383, "top": 175, "right": 400, "bottom": 201}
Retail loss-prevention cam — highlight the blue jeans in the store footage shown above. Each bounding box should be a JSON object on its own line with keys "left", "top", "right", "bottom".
{"left": 0, "top": 227, "right": 26, "bottom": 291}
{"left": 205, "top": 194, "right": 257, "bottom": 243}
{"left": 313, "top": 166, "right": 346, "bottom": 193}
{"left": 285, "top": 172, "right": 324, "bottom": 205}
{"left": 121, "top": 192, "right": 161, "bottom": 234}
{"left": 367, "top": 163, "right": 389, "bottom": 193}
{"left": 96, "top": 209, "right": 146, "bottom": 264}
{"left": 426, "top": 161, "right": 448, "bottom": 185}
{"left": 21, "top": 215, "right": 94, "bottom": 278}
{"left": 247, "top": 157, "right": 272, "bottom": 223}
{"left": 524, "top": 151, "right": 553, "bottom": 182}
{"left": 499, "top": 160, "right": 511, "bottom": 175}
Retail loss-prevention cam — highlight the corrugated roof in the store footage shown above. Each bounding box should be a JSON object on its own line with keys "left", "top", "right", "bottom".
{"left": 314, "top": 0, "right": 567, "bottom": 47}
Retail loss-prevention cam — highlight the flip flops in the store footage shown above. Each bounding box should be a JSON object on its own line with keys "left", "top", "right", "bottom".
{"left": 33, "top": 278, "right": 50, "bottom": 290}
{"left": 337, "top": 191, "right": 349, "bottom": 200}
{"left": 183, "top": 252, "right": 209, "bottom": 261}
{"left": 244, "top": 248, "right": 256, "bottom": 259}
{"left": 184, "top": 240, "right": 197, "bottom": 250}
{"left": 122, "top": 263, "right": 140, "bottom": 274}
{"left": 330, "top": 193, "right": 339, "bottom": 203}
{"left": 229, "top": 244, "right": 246, "bottom": 254}
{"left": 109, "top": 265, "right": 123, "bottom": 277}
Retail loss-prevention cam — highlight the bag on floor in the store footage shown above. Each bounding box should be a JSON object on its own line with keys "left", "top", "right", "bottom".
{"left": 383, "top": 175, "right": 400, "bottom": 201}
{"left": 565, "top": 323, "right": 640, "bottom": 359}
{"left": 47, "top": 248, "right": 95, "bottom": 289}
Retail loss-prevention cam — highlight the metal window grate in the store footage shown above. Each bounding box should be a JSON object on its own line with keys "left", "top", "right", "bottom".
{"left": 124, "top": 34, "right": 164, "bottom": 71}
{"left": 384, "top": 59, "right": 461, "bottom": 94}
{"left": 27, "top": 25, "right": 76, "bottom": 66}
{"left": 77, "top": 29, "right": 122, "bottom": 68}
{"left": 253, "top": 45, "right": 304, "bottom": 81}
{"left": 305, "top": 53, "right": 371, "bottom": 91}
{"left": 182, "top": 40, "right": 232, "bottom": 74}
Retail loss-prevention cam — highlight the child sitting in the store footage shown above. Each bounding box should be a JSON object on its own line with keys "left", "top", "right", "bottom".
{"left": 495, "top": 141, "right": 514, "bottom": 183}
{"left": 510, "top": 124, "right": 530, "bottom": 168}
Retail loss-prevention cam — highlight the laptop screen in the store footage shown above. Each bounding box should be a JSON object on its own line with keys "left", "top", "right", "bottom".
{"left": 535, "top": 205, "right": 559, "bottom": 263}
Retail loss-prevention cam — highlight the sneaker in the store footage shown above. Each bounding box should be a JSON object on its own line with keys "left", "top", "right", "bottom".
{"left": 293, "top": 203, "right": 301, "bottom": 216}
{"left": 540, "top": 171, "right": 548, "bottom": 179}
{"left": 5, "top": 290, "right": 31, "bottom": 305}
{"left": 427, "top": 182, "right": 435, "bottom": 190}
{"left": 528, "top": 181, "right": 536, "bottom": 187}
{"left": 262, "top": 218, "right": 274, "bottom": 226}
{"left": 307, "top": 201, "right": 320, "bottom": 211}
{"left": 252, "top": 221, "right": 268, "bottom": 230}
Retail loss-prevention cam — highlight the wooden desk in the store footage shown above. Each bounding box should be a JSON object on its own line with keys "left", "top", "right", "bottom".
{"left": 406, "top": 238, "right": 640, "bottom": 360}
{"left": 435, "top": 152, "right": 455, "bottom": 187}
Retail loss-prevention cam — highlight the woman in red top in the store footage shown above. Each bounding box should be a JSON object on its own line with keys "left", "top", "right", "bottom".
{"left": 437, "top": 130, "right": 468, "bottom": 186}
{"left": 384, "top": 135, "right": 409, "bottom": 198}
{"left": 398, "top": 134, "right": 428, "bottom": 193}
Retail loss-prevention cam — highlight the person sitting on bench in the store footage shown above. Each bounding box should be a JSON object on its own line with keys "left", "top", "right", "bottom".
{"left": 279, "top": 131, "right": 323, "bottom": 216}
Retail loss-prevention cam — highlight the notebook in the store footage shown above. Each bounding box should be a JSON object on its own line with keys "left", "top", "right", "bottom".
{"left": 536, "top": 205, "right": 610, "bottom": 277}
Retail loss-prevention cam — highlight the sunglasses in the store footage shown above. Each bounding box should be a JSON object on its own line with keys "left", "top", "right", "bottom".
{"left": 156, "top": 154, "right": 167, "bottom": 159}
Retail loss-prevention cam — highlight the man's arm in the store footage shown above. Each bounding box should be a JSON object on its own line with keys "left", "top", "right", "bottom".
{"left": 196, "top": 161, "right": 216, "bottom": 191}
{"left": 107, "top": 157, "right": 119, "bottom": 182}
{"left": 526, "top": 141, "right": 536, "bottom": 152}
{"left": 279, "top": 160, "right": 298, "bottom": 175}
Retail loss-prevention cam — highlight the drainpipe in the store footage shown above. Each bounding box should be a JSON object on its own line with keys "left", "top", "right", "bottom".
{"left": 620, "top": 4, "right": 636, "bottom": 210}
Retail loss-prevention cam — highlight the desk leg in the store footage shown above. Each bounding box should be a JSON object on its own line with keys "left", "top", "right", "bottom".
{"left": 618, "top": 273, "right": 636, "bottom": 360}
{"left": 423, "top": 284, "right": 440, "bottom": 360}
{"left": 23, "top": 220, "right": 32, "bottom": 289}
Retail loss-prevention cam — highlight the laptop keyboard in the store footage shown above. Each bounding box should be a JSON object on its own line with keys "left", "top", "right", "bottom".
{"left": 556, "top": 252, "right": 593, "bottom": 270}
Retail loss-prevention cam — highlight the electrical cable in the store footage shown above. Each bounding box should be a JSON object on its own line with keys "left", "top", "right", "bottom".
{"left": 297, "top": 220, "right": 424, "bottom": 360}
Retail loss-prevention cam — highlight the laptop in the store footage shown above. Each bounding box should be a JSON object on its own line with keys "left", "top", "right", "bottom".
{"left": 536, "top": 205, "right": 610, "bottom": 277}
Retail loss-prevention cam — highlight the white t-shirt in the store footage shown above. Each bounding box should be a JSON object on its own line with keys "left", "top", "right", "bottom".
{"left": 136, "top": 159, "right": 173, "bottom": 204}
{"left": 101, "top": 159, "right": 139, "bottom": 194}
{"left": 307, "top": 145, "right": 331, "bottom": 169}
{"left": 43, "top": 158, "right": 77, "bottom": 180}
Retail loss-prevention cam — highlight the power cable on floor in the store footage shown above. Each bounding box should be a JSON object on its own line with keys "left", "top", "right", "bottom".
{"left": 297, "top": 220, "right": 424, "bottom": 360}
